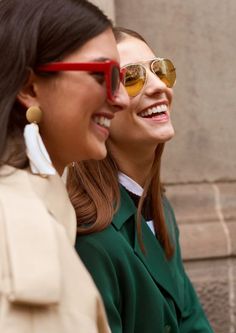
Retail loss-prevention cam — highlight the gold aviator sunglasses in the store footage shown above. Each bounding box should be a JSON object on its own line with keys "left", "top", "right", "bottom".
{"left": 122, "top": 58, "right": 176, "bottom": 97}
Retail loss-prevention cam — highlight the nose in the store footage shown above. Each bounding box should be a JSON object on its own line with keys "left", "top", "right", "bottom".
{"left": 145, "top": 69, "right": 168, "bottom": 95}
{"left": 108, "top": 83, "right": 130, "bottom": 112}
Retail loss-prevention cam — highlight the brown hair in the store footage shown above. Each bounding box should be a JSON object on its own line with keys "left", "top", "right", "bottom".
{"left": 67, "top": 154, "right": 120, "bottom": 233}
{"left": 68, "top": 27, "right": 174, "bottom": 259}
{"left": 0, "top": 0, "right": 112, "bottom": 168}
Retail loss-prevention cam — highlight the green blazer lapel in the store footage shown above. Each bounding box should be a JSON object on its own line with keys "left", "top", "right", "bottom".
{"left": 112, "top": 185, "right": 137, "bottom": 229}
{"left": 113, "top": 186, "right": 183, "bottom": 312}
{"left": 134, "top": 221, "right": 183, "bottom": 312}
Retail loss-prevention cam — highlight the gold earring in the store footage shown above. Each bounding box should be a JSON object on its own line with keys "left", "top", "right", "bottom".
{"left": 26, "top": 106, "right": 42, "bottom": 124}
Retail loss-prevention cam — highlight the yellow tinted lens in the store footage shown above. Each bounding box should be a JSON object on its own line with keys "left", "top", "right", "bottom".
{"left": 124, "top": 65, "right": 146, "bottom": 97}
{"left": 152, "top": 59, "right": 176, "bottom": 88}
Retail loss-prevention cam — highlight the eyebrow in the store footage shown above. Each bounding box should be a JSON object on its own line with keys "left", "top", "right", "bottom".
{"left": 91, "top": 57, "right": 111, "bottom": 62}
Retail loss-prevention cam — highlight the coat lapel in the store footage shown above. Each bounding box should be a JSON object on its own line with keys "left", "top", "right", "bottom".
{"left": 0, "top": 167, "right": 63, "bottom": 304}
{"left": 29, "top": 171, "right": 76, "bottom": 244}
{"left": 113, "top": 186, "right": 183, "bottom": 312}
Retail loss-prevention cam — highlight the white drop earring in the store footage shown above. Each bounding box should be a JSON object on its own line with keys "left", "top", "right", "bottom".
{"left": 23, "top": 106, "right": 56, "bottom": 176}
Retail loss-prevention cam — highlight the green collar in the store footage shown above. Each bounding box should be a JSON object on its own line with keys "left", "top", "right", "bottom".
{"left": 112, "top": 185, "right": 137, "bottom": 230}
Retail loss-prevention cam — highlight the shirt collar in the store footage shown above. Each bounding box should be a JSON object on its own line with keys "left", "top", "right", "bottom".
{"left": 118, "top": 172, "right": 143, "bottom": 197}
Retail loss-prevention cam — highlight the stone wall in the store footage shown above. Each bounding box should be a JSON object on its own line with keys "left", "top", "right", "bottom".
{"left": 167, "top": 183, "right": 236, "bottom": 332}
{"left": 89, "top": 0, "right": 115, "bottom": 21}
{"left": 90, "top": 1, "right": 236, "bottom": 332}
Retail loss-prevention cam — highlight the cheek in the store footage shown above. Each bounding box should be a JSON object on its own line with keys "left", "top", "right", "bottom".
{"left": 109, "top": 111, "right": 135, "bottom": 145}
{"left": 110, "top": 109, "right": 129, "bottom": 131}
{"left": 39, "top": 94, "right": 88, "bottom": 146}
{"left": 129, "top": 96, "right": 140, "bottom": 109}
{"left": 167, "top": 88, "right": 174, "bottom": 105}
{"left": 109, "top": 98, "right": 140, "bottom": 134}
{"left": 38, "top": 75, "right": 107, "bottom": 149}
{"left": 109, "top": 116, "right": 125, "bottom": 142}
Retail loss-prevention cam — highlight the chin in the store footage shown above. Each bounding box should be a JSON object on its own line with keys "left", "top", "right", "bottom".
{"left": 90, "top": 145, "right": 107, "bottom": 161}
{"left": 154, "top": 127, "right": 175, "bottom": 143}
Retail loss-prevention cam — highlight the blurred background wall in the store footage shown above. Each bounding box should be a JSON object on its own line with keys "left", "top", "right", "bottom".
{"left": 90, "top": 1, "right": 236, "bottom": 332}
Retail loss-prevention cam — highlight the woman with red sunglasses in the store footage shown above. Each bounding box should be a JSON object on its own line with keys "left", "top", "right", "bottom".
{"left": 0, "top": 0, "right": 129, "bottom": 332}
{"left": 69, "top": 28, "right": 214, "bottom": 333}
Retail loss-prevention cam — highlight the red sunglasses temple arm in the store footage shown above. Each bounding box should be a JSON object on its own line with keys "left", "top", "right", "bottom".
{"left": 36, "top": 60, "right": 120, "bottom": 73}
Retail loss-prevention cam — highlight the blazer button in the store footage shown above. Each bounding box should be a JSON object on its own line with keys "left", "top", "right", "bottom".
{"left": 164, "top": 325, "right": 171, "bottom": 333}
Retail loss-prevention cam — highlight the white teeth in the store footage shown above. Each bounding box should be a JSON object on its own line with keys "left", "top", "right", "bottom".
{"left": 94, "top": 116, "right": 111, "bottom": 128}
{"left": 104, "top": 118, "right": 111, "bottom": 128}
{"left": 139, "top": 104, "right": 168, "bottom": 117}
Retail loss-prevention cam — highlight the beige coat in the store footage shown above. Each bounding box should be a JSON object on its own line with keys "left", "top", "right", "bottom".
{"left": 0, "top": 166, "right": 110, "bottom": 333}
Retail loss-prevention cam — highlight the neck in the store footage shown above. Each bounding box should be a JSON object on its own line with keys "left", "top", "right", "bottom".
{"left": 53, "top": 162, "right": 64, "bottom": 176}
{"left": 109, "top": 143, "right": 156, "bottom": 187}
{"left": 49, "top": 156, "right": 64, "bottom": 176}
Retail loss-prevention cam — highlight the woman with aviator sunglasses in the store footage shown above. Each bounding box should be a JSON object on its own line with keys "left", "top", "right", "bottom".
{"left": 68, "top": 27, "right": 213, "bottom": 332}
{"left": 0, "top": 0, "right": 129, "bottom": 332}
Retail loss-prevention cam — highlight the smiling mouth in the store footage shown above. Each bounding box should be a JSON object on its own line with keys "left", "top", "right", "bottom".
{"left": 93, "top": 115, "right": 111, "bottom": 129}
{"left": 138, "top": 104, "right": 168, "bottom": 118}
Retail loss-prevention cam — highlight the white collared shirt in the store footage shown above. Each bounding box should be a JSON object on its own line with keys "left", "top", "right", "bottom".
{"left": 118, "top": 172, "right": 155, "bottom": 235}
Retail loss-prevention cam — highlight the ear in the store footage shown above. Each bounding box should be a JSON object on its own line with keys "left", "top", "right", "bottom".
{"left": 17, "top": 70, "right": 40, "bottom": 109}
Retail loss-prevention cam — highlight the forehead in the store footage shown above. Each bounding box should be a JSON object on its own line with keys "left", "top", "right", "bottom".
{"left": 65, "top": 28, "right": 120, "bottom": 63}
{"left": 117, "top": 36, "right": 156, "bottom": 67}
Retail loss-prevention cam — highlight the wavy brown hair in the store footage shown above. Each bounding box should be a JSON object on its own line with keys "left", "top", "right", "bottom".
{"left": 67, "top": 27, "right": 174, "bottom": 259}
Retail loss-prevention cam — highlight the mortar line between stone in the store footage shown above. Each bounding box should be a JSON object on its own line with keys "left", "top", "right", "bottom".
{"left": 212, "top": 184, "right": 235, "bottom": 333}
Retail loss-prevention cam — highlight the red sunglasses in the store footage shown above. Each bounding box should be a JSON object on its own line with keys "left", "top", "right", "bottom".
{"left": 36, "top": 60, "right": 122, "bottom": 102}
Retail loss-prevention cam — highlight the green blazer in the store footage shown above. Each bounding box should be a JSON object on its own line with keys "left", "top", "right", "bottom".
{"left": 76, "top": 186, "right": 214, "bottom": 333}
